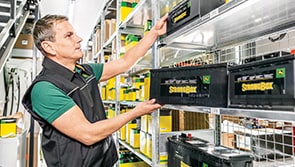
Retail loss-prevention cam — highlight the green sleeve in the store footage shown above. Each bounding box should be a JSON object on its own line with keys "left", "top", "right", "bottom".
{"left": 88, "top": 63, "right": 104, "bottom": 81}
{"left": 31, "top": 81, "right": 76, "bottom": 123}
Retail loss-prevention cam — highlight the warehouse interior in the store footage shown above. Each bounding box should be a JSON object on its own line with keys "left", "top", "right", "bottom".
{"left": 1, "top": 0, "right": 295, "bottom": 167}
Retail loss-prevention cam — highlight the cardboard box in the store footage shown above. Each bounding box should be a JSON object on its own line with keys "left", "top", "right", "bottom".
{"left": 110, "top": 19, "right": 116, "bottom": 36}
{"left": 104, "top": 19, "right": 111, "bottom": 42}
{"left": 222, "top": 132, "right": 235, "bottom": 149}
{"left": 95, "top": 28, "right": 101, "bottom": 53}
{"left": 14, "top": 34, "right": 34, "bottom": 49}
{"left": 172, "top": 110, "right": 209, "bottom": 131}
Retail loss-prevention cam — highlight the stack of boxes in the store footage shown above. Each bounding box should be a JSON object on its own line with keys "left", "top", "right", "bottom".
{"left": 118, "top": 108, "right": 172, "bottom": 165}
{"left": 140, "top": 110, "right": 172, "bottom": 164}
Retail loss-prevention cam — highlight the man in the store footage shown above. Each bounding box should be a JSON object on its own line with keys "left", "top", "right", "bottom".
{"left": 22, "top": 14, "right": 167, "bottom": 167}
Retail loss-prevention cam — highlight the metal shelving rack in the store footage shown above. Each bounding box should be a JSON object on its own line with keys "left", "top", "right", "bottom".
{"left": 160, "top": 0, "right": 295, "bottom": 122}
{"left": 159, "top": 0, "right": 295, "bottom": 166}
{"left": 0, "top": 0, "right": 33, "bottom": 73}
{"left": 93, "top": 0, "right": 295, "bottom": 166}
{"left": 94, "top": 0, "right": 162, "bottom": 166}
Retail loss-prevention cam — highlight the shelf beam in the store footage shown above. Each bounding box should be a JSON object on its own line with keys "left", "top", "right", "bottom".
{"left": 163, "top": 104, "right": 295, "bottom": 122}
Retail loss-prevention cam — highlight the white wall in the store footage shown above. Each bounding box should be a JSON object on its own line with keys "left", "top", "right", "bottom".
{"left": 39, "top": 0, "right": 108, "bottom": 49}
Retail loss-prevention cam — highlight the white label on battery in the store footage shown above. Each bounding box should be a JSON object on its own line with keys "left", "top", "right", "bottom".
{"left": 211, "top": 108, "right": 220, "bottom": 115}
{"left": 209, "top": 8, "right": 219, "bottom": 19}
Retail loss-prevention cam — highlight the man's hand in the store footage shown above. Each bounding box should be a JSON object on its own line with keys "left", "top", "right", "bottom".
{"left": 151, "top": 14, "right": 168, "bottom": 36}
{"left": 132, "top": 99, "right": 163, "bottom": 117}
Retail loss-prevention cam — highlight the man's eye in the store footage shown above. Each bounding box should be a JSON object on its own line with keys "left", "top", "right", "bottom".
{"left": 66, "top": 34, "right": 73, "bottom": 38}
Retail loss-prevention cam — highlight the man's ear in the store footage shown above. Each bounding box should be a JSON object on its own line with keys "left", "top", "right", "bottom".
{"left": 41, "top": 41, "right": 56, "bottom": 55}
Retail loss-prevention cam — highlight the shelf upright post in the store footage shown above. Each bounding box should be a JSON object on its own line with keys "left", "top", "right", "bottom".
{"left": 114, "top": 1, "right": 121, "bottom": 166}
{"left": 92, "top": 33, "right": 96, "bottom": 63}
{"left": 151, "top": 0, "right": 161, "bottom": 166}
{"left": 97, "top": 5, "right": 106, "bottom": 100}
{"left": 9, "top": 0, "right": 16, "bottom": 37}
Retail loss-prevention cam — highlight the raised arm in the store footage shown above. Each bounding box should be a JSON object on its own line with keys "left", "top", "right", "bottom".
{"left": 100, "top": 14, "right": 168, "bottom": 81}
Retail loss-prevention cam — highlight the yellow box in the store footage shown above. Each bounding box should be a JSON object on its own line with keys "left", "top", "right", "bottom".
{"left": 101, "top": 85, "right": 106, "bottom": 100}
{"left": 126, "top": 123, "right": 137, "bottom": 144}
{"left": 120, "top": 1, "right": 133, "bottom": 22}
{"left": 130, "top": 128, "right": 140, "bottom": 148}
{"left": 108, "top": 87, "right": 115, "bottom": 101}
{"left": 107, "top": 77, "right": 116, "bottom": 88}
{"left": 146, "top": 133, "right": 152, "bottom": 159}
{"left": 140, "top": 114, "right": 148, "bottom": 133}
{"left": 119, "top": 125, "right": 126, "bottom": 140}
{"left": 140, "top": 115, "right": 148, "bottom": 132}
{"left": 120, "top": 86, "right": 127, "bottom": 101}
{"left": 160, "top": 115, "right": 172, "bottom": 132}
{"left": 147, "top": 114, "right": 172, "bottom": 134}
{"left": 160, "top": 152, "right": 168, "bottom": 165}
{"left": 140, "top": 132, "right": 168, "bottom": 164}
{"left": 120, "top": 161, "right": 149, "bottom": 167}
{"left": 125, "top": 41, "right": 138, "bottom": 51}
{"left": 107, "top": 107, "right": 115, "bottom": 119}
{"left": 0, "top": 118, "right": 17, "bottom": 137}
{"left": 181, "top": 161, "right": 190, "bottom": 167}
{"left": 140, "top": 130, "right": 147, "bottom": 155}
{"left": 144, "top": 72, "right": 150, "bottom": 100}
{"left": 129, "top": 88, "right": 137, "bottom": 101}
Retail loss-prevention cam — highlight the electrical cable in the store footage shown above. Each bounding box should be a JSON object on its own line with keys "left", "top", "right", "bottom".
{"left": 3, "top": 66, "right": 9, "bottom": 116}
{"left": 9, "top": 68, "right": 15, "bottom": 116}
{"left": 15, "top": 74, "right": 20, "bottom": 114}
{"left": 268, "top": 33, "right": 287, "bottom": 42}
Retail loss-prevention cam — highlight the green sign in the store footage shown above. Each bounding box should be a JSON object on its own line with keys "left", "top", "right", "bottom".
{"left": 276, "top": 68, "right": 285, "bottom": 78}
{"left": 203, "top": 162, "right": 208, "bottom": 167}
{"left": 203, "top": 75, "right": 211, "bottom": 84}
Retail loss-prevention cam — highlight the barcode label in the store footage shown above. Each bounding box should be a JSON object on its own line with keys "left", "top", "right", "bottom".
{"left": 211, "top": 108, "right": 220, "bottom": 115}
{"left": 209, "top": 8, "right": 219, "bottom": 18}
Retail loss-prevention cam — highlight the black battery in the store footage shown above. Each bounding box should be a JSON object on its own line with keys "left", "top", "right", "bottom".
{"left": 168, "top": 134, "right": 254, "bottom": 167}
{"left": 167, "top": 0, "right": 225, "bottom": 35}
{"left": 229, "top": 54, "right": 295, "bottom": 111}
{"left": 150, "top": 64, "right": 228, "bottom": 107}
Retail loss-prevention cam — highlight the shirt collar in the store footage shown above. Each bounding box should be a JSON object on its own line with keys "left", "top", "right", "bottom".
{"left": 42, "top": 57, "right": 76, "bottom": 81}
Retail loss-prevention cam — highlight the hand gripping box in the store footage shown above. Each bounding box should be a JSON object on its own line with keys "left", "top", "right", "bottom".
{"left": 167, "top": 0, "right": 225, "bottom": 35}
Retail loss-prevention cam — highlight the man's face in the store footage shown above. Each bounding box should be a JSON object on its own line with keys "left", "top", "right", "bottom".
{"left": 52, "top": 20, "right": 83, "bottom": 61}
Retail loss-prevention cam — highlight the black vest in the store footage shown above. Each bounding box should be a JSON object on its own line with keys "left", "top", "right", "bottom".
{"left": 22, "top": 57, "right": 118, "bottom": 167}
